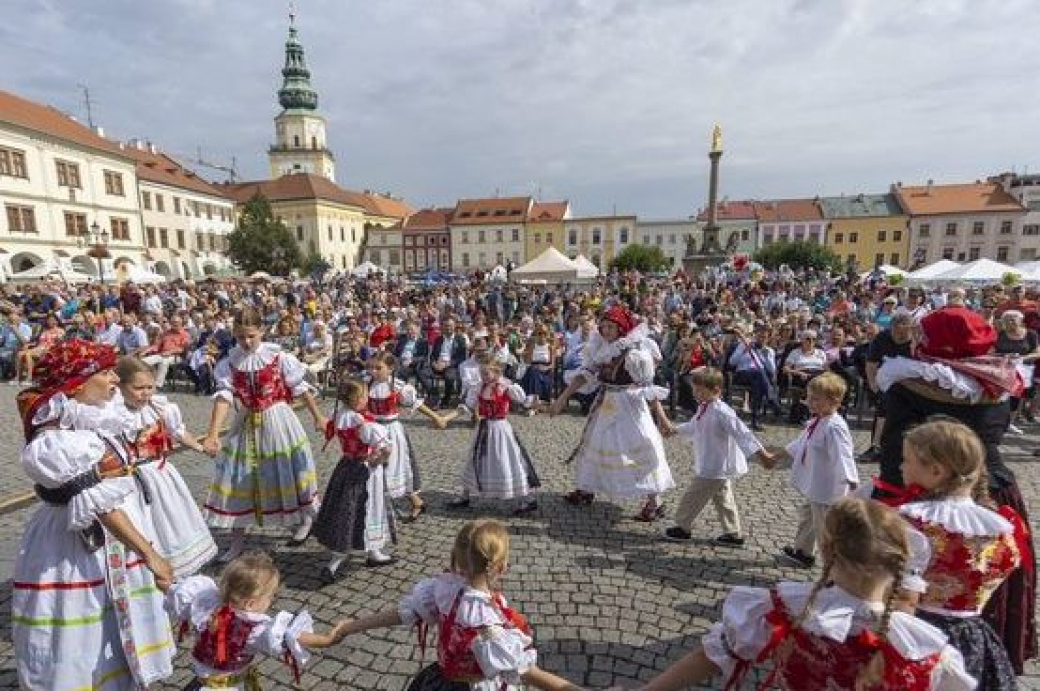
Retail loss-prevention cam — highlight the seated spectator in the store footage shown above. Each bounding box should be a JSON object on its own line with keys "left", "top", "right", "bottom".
{"left": 62, "top": 312, "right": 94, "bottom": 342}
{"left": 519, "top": 323, "right": 556, "bottom": 406}
{"left": 15, "top": 313, "right": 64, "bottom": 386}
{"left": 419, "top": 316, "right": 467, "bottom": 407}
{"left": 300, "top": 320, "right": 334, "bottom": 381}
{"left": 142, "top": 314, "right": 192, "bottom": 389}
{"left": 270, "top": 314, "right": 301, "bottom": 355}
{"left": 368, "top": 309, "right": 397, "bottom": 349}
{"left": 393, "top": 321, "right": 428, "bottom": 383}
{"left": 115, "top": 313, "right": 149, "bottom": 357}
{"left": 726, "top": 322, "right": 779, "bottom": 431}
{"left": 0, "top": 311, "right": 31, "bottom": 383}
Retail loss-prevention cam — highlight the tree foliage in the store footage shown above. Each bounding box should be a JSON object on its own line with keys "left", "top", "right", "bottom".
{"left": 753, "top": 241, "right": 842, "bottom": 273}
{"left": 609, "top": 244, "right": 671, "bottom": 273}
{"left": 226, "top": 193, "right": 303, "bottom": 276}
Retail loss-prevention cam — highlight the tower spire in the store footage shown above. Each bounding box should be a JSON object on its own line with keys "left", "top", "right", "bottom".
{"left": 277, "top": 6, "right": 318, "bottom": 111}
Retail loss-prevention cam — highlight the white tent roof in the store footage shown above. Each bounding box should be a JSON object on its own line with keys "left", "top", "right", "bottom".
{"left": 352, "top": 261, "right": 386, "bottom": 277}
{"left": 907, "top": 259, "right": 960, "bottom": 281}
{"left": 572, "top": 254, "right": 601, "bottom": 279}
{"left": 860, "top": 264, "right": 908, "bottom": 279}
{"left": 511, "top": 247, "right": 579, "bottom": 282}
{"left": 931, "top": 258, "right": 1018, "bottom": 283}
{"left": 7, "top": 261, "right": 94, "bottom": 284}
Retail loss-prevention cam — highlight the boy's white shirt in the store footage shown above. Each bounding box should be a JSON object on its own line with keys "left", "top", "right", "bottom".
{"left": 676, "top": 399, "right": 763, "bottom": 480}
{"left": 787, "top": 412, "right": 858, "bottom": 504}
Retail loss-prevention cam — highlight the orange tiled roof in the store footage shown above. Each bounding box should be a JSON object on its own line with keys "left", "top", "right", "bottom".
{"left": 452, "top": 197, "right": 532, "bottom": 225}
{"left": 0, "top": 89, "right": 129, "bottom": 158}
{"left": 528, "top": 201, "right": 570, "bottom": 222}
{"left": 404, "top": 207, "right": 453, "bottom": 230}
{"left": 696, "top": 200, "right": 757, "bottom": 222}
{"left": 222, "top": 173, "right": 412, "bottom": 219}
{"left": 123, "top": 145, "right": 231, "bottom": 199}
{"left": 753, "top": 198, "right": 823, "bottom": 223}
{"left": 892, "top": 182, "right": 1024, "bottom": 215}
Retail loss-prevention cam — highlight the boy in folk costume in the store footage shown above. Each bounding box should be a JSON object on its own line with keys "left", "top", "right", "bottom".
{"left": 550, "top": 305, "right": 676, "bottom": 522}
{"left": 778, "top": 372, "right": 858, "bottom": 569}
{"left": 664, "top": 367, "right": 776, "bottom": 546}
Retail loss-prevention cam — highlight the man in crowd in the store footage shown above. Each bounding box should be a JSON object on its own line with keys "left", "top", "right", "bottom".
{"left": 142, "top": 314, "right": 192, "bottom": 389}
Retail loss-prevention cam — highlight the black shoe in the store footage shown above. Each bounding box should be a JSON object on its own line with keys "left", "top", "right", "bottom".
{"left": 857, "top": 445, "right": 880, "bottom": 462}
{"left": 365, "top": 555, "right": 398, "bottom": 568}
{"left": 512, "top": 501, "right": 538, "bottom": 516}
{"left": 663, "top": 526, "right": 692, "bottom": 542}
{"left": 285, "top": 527, "right": 312, "bottom": 547}
{"left": 714, "top": 533, "right": 746, "bottom": 548}
{"left": 446, "top": 497, "right": 471, "bottom": 509}
{"left": 778, "top": 546, "right": 815, "bottom": 569}
{"left": 320, "top": 566, "right": 342, "bottom": 586}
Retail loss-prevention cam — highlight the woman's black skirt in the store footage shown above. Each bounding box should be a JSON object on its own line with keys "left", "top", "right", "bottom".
{"left": 312, "top": 459, "right": 369, "bottom": 553}
{"left": 406, "top": 663, "right": 471, "bottom": 691}
{"left": 917, "top": 610, "right": 1017, "bottom": 690}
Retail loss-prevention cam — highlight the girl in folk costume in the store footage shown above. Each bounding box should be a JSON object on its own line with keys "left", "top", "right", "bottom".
{"left": 626, "top": 498, "right": 974, "bottom": 691}
{"left": 338, "top": 519, "right": 583, "bottom": 691}
{"left": 12, "top": 340, "right": 176, "bottom": 689}
{"left": 874, "top": 302, "right": 1038, "bottom": 673}
{"left": 168, "top": 551, "right": 350, "bottom": 690}
{"left": 366, "top": 351, "right": 450, "bottom": 522}
{"left": 446, "top": 355, "right": 541, "bottom": 516}
{"left": 114, "top": 356, "right": 217, "bottom": 578}
{"left": 200, "top": 307, "right": 327, "bottom": 562}
{"left": 550, "top": 305, "right": 676, "bottom": 521}
{"left": 312, "top": 380, "right": 396, "bottom": 584}
{"left": 892, "top": 420, "right": 1025, "bottom": 689}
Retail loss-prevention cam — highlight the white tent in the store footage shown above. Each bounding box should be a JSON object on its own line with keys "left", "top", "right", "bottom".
{"left": 930, "top": 258, "right": 1018, "bottom": 284}
{"left": 907, "top": 259, "right": 960, "bottom": 283}
{"left": 511, "top": 247, "right": 579, "bottom": 283}
{"left": 7, "top": 261, "right": 95, "bottom": 284}
{"left": 1014, "top": 261, "right": 1040, "bottom": 283}
{"left": 572, "top": 254, "right": 601, "bottom": 279}
{"left": 351, "top": 261, "right": 386, "bottom": 277}
{"left": 860, "top": 264, "right": 908, "bottom": 280}
{"left": 489, "top": 265, "right": 508, "bottom": 282}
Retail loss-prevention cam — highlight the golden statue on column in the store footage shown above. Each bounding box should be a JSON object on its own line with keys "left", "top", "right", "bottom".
{"left": 711, "top": 123, "right": 722, "bottom": 153}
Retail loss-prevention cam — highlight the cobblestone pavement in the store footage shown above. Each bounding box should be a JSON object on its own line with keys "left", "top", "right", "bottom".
{"left": 0, "top": 386, "right": 1037, "bottom": 689}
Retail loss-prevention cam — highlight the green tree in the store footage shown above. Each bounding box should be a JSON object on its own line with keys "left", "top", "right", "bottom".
{"left": 753, "top": 241, "right": 842, "bottom": 273}
{"left": 609, "top": 244, "right": 671, "bottom": 273}
{"left": 226, "top": 193, "right": 303, "bottom": 276}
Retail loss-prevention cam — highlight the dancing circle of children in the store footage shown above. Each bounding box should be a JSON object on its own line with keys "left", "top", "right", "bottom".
{"left": 775, "top": 372, "right": 859, "bottom": 569}
{"left": 609, "top": 497, "right": 975, "bottom": 690}
{"left": 199, "top": 307, "right": 328, "bottom": 563}
{"left": 364, "top": 350, "right": 452, "bottom": 522}
{"left": 662, "top": 366, "right": 777, "bottom": 546}
{"left": 337, "top": 518, "right": 584, "bottom": 691}
{"left": 890, "top": 419, "right": 1025, "bottom": 690}
{"left": 312, "top": 378, "right": 398, "bottom": 583}
{"left": 168, "top": 550, "right": 352, "bottom": 690}
{"left": 445, "top": 353, "right": 541, "bottom": 515}
{"left": 114, "top": 356, "right": 218, "bottom": 578}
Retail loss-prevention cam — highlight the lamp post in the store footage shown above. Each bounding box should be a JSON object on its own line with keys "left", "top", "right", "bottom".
{"left": 272, "top": 246, "right": 286, "bottom": 277}
{"left": 78, "top": 220, "right": 111, "bottom": 290}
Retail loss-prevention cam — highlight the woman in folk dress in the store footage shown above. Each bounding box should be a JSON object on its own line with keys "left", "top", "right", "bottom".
{"left": 12, "top": 339, "right": 175, "bottom": 689}
{"left": 550, "top": 305, "right": 676, "bottom": 521}
{"left": 200, "top": 307, "right": 327, "bottom": 562}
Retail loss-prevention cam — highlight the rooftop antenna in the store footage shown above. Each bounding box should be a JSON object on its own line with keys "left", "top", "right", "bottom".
{"left": 77, "top": 84, "right": 95, "bottom": 129}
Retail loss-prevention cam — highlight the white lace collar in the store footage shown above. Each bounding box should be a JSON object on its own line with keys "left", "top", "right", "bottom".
{"left": 32, "top": 392, "right": 135, "bottom": 436}
{"left": 229, "top": 342, "right": 281, "bottom": 370}
{"left": 900, "top": 496, "right": 1013, "bottom": 537}
{"left": 586, "top": 322, "right": 650, "bottom": 366}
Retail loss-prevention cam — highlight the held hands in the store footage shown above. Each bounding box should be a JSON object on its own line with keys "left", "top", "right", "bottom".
{"left": 146, "top": 553, "right": 174, "bottom": 593}
{"left": 757, "top": 449, "right": 779, "bottom": 469}
{"left": 314, "top": 416, "right": 329, "bottom": 435}
{"left": 201, "top": 435, "right": 221, "bottom": 457}
{"left": 547, "top": 397, "right": 566, "bottom": 417}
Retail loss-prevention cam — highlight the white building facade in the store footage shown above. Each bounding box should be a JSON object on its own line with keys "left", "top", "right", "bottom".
{"left": 635, "top": 219, "right": 701, "bottom": 267}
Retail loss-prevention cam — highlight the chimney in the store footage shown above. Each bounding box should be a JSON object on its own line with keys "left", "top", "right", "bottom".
{"left": 147, "top": 142, "right": 157, "bottom": 154}
{"left": 926, "top": 179, "right": 934, "bottom": 195}
{"left": 93, "top": 125, "right": 105, "bottom": 138}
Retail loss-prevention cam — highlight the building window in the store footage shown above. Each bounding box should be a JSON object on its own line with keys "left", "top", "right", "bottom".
{"left": 462, "top": 252, "right": 470, "bottom": 268}
{"left": 894, "top": 230, "right": 902, "bottom": 242}
{"left": 173, "top": 197, "right": 181, "bottom": 214}
{"left": 534, "top": 233, "right": 541, "bottom": 244}
{"left": 619, "top": 228, "right": 628, "bottom": 244}
{"left": 918, "top": 223, "right": 930, "bottom": 238}
{"left": 569, "top": 229, "right": 577, "bottom": 245}
{"left": 478, "top": 252, "right": 486, "bottom": 266}
{"left": 142, "top": 191, "right": 152, "bottom": 210}
{"left": 328, "top": 225, "right": 333, "bottom": 242}
{"left": 159, "top": 228, "right": 169, "bottom": 248}
{"left": 1000, "top": 221, "right": 1013, "bottom": 235}
{"left": 1024, "top": 224, "right": 1040, "bottom": 236}
{"left": 512, "top": 229, "right": 520, "bottom": 242}
{"left": 945, "top": 222, "right": 957, "bottom": 236}
{"left": 496, "top": 251, "right": 504, "bottom": 264}
{"left": 0, "top": 147, "right": 28, "bottom": 178}
{"left": 146, "top": 226, "right": 156, "bottom": 247}
{"left": 969, "top": 247, "right": 981, "bottom": 261}
{"left": 655, "top": 235, "right": 662, "bottom": 246}
{"left": 55, "top": 160, "right": 81, "bottom": 188}
{"left": 293, "top": 134, "right": 300, "bottom": 147}
{"left": 972, "top": 221, "right": 985, "bottom": 235}
{"left": 352, "top": 229, "right": 356, "bottom": 243}
{"left": 890, "top": 252, "right": 900, "bottom": 266}
{"left": 478, "top": 230, "right": 485, "bottom": 243}
{"left": 592, "top": 229, "right": 601, "bottom": 245}
{"left": 63, "top": 211, "right": 87, "bottom": 236}
{"left": 547, "top": 232, "right": 553, "bottom": 244}
{"left": 849, "top": 232, "right": 858, "bottom": 243}
{"left": 155, "top": 194, "right": 164, "bottom": 212}
{"left": 209, "top": 234, "right": 217, "bottom": 251}
{"left": 340, "top": 227, "right": 345, "bottom": 242}
{"left": 847, "top": 254, "right": 855, "bottom": 265}
{"left": 296, "top": 225, "right": 304, "bottom": 241}
{"left": 389, "top": 250, "right": 399, "bottom": 265}
{"left": 206, "top": 204, "right": 213, "bottom": 220}
{"left": 997, "top": 246, "right": 1010, "bottom": 262}
{"left": 110, "top": 217, "right": 130, "bottom": 241}
{"left": 763, "top": 234, "right": 773, "bottom": 244}
{"left": 1020, "top": 248, "right": 1037, "bottom": 261}
{"left": 877, "top": 230, "right": 887, "bottom": 242}
{"left": 496, "top": 229, "right": 503, "bottom": 243}
{"left": 176, "top": 229, "right": 185, "bottom": 249}
{"left": 5, "top": 205, "right": 36, "bottom": 233}
{"left": 669, "top": 234, "right": 676, "bottom": 245}
{"left": 741, "top": 230, "right": 749, "bottom": 241}
{"left": 834, "top": 233, "right": 843, "bottom": 244}
{"left": 196, "top": 232, "right": 204, "bottom": 250}
{"left": 103, "top": 171, "right": 124, "bottom": 196}
{"left": 942, "top": 247, "right": 954, "bottom": 260}
{"left": 875, "top": 253, "right": 885, "bottom": 267}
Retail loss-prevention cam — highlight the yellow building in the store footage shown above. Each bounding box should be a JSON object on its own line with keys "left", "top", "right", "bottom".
{"left": 563, "top": 215, "right": 638, "bottom": 270}
{"left": 524, "top": 201, "right": 571, "bottom": 260}
{"left": 818, "top": 193, "right": 910, "bottom": 271}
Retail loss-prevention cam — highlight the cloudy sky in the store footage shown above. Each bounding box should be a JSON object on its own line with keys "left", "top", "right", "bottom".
{"left": 2, "top": 0, "right": 1037, "bottom": 217}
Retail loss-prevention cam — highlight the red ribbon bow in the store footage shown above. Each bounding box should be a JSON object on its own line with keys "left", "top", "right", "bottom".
{"left": 871, "top": 477, "right": 927, "bottom": 507}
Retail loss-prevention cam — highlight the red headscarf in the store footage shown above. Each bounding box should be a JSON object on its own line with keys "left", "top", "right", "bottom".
{"left": 17, "top": 339, "right": 119, "bottom": 440}
{"left": 601, "top": 305, "right": 637, "bottom": 337}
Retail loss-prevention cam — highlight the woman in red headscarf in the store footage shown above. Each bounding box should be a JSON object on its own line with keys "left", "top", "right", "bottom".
{"left": 550, "top": 304, "right": 676, "bottom": 520}
{"left": 11, "top": 339, "right": 175, "bottom": 690}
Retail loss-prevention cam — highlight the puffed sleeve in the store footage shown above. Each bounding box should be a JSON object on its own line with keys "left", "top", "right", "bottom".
{"left": 359, "top": 420, "right": 392, "bottom": 449}
{"left": 23, "top": 431, "right": 137, "bottom": 531}
{"left": 462, "top": 383, "right": 481, "bottom": 413}
{"left": 701, "top": 587, "right": 775, "bottom": 682}
{"left": 504, "top": 381, "right": 536, "bottom": 408}
{"left": 471, "top": 625, "right": 537, "bottom": 684}
{"left": 166, "top": 575, "right": 221, "bottom": 633}
{"left": 279, "top": 351, "right": 315, "bottom": 397}
{"left": 398, "top": 576, "right": 441, "bottom": 626}
{"left": 159, "top": 399, "right": 188, "bottom": 441}
{"left": 623, "top": 348, "right": 656, "bottom": 386}
{"left": 395, "top": 381, "right": 423, "bottom": 411}
{"left": 931, "top": 645, "right": 976, "bottom": 691}
{"left": 250, "top": 610, "right": 314, "bottom": 666}
{"left": 212, "top": 356, "right": 234, "bottom": 403}
{"left": 902, "top": 524, "right": 932, "bottom": 594}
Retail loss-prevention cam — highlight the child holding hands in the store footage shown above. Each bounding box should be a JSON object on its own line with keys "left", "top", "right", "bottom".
{"left": 663, "top": 367, "right": 776, "bottom": 546}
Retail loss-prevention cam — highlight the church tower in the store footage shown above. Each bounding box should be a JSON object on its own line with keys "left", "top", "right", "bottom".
{"left": 268, "top": 10, "right": 336, "bottom": 181}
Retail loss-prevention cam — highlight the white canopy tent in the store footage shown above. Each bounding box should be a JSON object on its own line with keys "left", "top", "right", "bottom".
{"left": 572, "top": 254, "right": 601, "bottom": 279}
{"left": 860, "top": 264, "right": 908, "bottom": 280}
{"left": 1014, "top": 261, "right": 1040, "bottom": 283}
{"left": 489, "top": 265, "right": 508, "bottom": 282}
{"left": 7, "top": 261, "right": 95, "bottom": 284}
{"left": 905, "top": 259, "right": 961, "bottom": 284}
{"left": 101, "top": 265, "right": 166, "bottom": 284}
{"left": 929, "top": 258, "right": 1018, "bottom": 284}
{"left": 351, "top": 261, "right": 386, "bottom": 277}
{"left": 511, "top": 247, "right": 580, "bottom": 283}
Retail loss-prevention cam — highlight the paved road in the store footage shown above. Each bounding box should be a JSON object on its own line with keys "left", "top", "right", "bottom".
{"left": 0, "top": 386, "right": 1037, "bottom": 689}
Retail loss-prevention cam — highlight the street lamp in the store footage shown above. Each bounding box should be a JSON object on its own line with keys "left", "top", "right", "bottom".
{"left": 77, "top": 220, "right": 111, "bottom": 289}
{"left": 272, "top": 246, "right": 286, "bottom": 277}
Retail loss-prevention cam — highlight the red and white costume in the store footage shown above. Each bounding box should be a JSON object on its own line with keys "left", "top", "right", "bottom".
{"left": 367, "top": 378, "right": 424, "bottom": 499}
{"left": 461, "top": 377, "right": 539, "bottom": 499}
